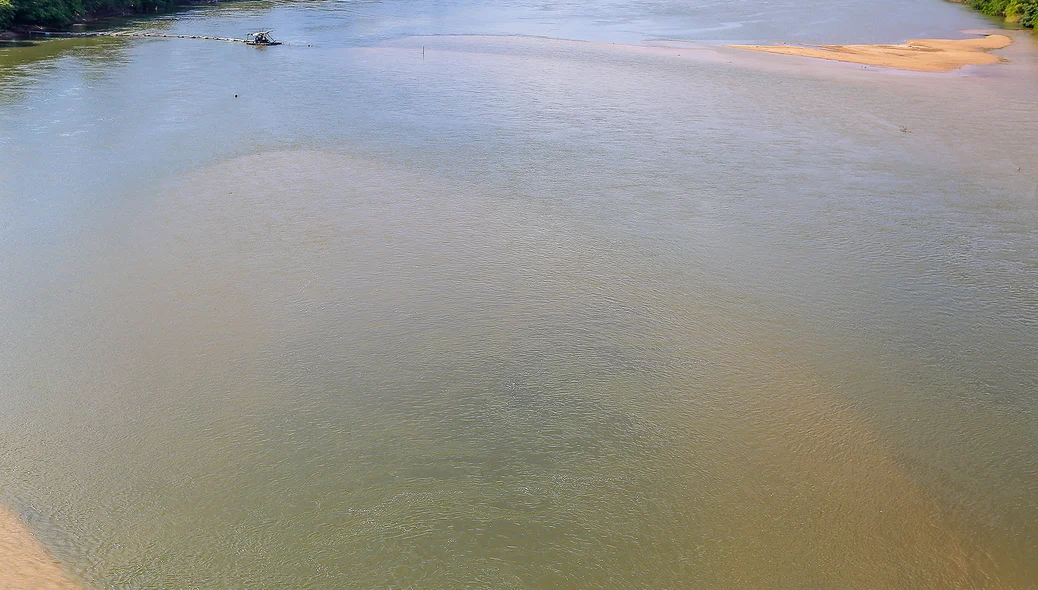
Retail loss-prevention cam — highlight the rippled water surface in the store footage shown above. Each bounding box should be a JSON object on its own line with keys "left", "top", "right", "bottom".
{"left": 1, "top": 0, "right": 1037, "bottom": 587}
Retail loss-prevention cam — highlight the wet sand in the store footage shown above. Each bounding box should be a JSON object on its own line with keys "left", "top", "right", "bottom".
{"left": 0, "top": 507, "right": 78, "bottom": 589}
{"left": 729, "top": 34, "right": 1013, "bottom": 72}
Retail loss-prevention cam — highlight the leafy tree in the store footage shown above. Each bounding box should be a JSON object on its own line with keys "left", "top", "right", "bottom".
{"left": 0, "top": 0, "right": 15, "bottom": 29}
{"left": 1021, "top": 0, "right": 1038, "bottom": 26}
{"left": 12, "top": 0, "right": 80, "bottom": 26}
{"left": 4, "top": 0, "right": 183, "bottom": 26}
{"left": 968, "top": 0, "right": 1037, "bottom": 26}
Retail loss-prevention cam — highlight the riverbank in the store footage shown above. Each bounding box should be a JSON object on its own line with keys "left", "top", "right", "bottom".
{"left": 729, "top": 34, "right": 1014, "bottom": 72}
{"left": 0, "top": 0, "right": 226, "bottom": 37}
{"left": 0, "top": 507, "right": 78, "bottom": 589}
{"left": 957, "top": 0, "right": 1036, "bottom": 28}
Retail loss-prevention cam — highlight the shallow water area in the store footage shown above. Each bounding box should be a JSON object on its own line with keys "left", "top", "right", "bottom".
{"left": 1, "top": 0, "right": 1037, "bottom": 588}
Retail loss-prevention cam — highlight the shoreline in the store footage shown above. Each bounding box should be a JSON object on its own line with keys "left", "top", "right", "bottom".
{"left": 379, "top": 33, "right": 1026, "bottom": 80}
{"left": 728, "top": 34, "right": 1014, "bottom": 72}
{"left": 0, "top": 506, "right": 79, "bottom": 589}
{"left": 0, "top": 0, "right": 230, "bottom": 40}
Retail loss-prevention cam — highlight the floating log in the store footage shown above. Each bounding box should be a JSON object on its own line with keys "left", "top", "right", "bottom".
{"left": 27, "top": 30, "right": 106, "bottom": 37}
{"left": 25, "top": 30, "right": 261, "bottom": 43}
{"left": 25, "top": 30, "right": 285, "bottom": 45}
{"left": 111, "top": 32, "right": 247, "bottom": 42}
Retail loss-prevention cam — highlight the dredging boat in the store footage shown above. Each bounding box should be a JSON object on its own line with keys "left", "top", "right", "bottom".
{"left": 245, "top": 31, "right": 282, "bottom": 46}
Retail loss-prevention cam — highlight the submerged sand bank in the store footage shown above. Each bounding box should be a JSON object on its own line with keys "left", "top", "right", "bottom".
{"left": 0, "top": 507, "right": 78, "bottom": 589}
{"left": 729, "top": 34, "right": 1013, "bottom": 72}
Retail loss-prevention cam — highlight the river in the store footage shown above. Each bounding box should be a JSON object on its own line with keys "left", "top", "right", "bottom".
{"left": 1, "top": 0, "right": 1037, "bottom": 587}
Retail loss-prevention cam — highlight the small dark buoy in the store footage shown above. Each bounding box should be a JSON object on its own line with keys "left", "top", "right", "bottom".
{"left": 234, "top": 94, "right": 238, "bottom": 98}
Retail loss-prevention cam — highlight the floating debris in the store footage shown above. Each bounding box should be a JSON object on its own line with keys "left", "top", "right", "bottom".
{"left": 26, "top": 29, "right": 284, "bottom": 46}
{"left": 112, "top": 32, "right": 246, "bottom": 43}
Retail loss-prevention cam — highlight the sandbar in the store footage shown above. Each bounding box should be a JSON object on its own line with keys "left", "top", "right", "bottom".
{"left": 0, "top": 506, "right": 79, "bottom": 589}
{"left": 729, "top": 34, "right": 1013, "bottom": 72}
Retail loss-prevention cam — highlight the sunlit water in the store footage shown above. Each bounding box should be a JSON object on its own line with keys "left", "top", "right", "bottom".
{"left": 1, "top": 0, "right": 1037, "bottom": 587}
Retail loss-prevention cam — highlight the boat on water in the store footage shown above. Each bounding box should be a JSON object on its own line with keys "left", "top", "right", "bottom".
{"left": 245, "top": 31, "right": 282, "bottom": 46}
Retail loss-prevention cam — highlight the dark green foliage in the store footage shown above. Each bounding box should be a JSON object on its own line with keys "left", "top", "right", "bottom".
{"left": 0, "top": 0, "right": 14, "bottom": 30}
{"left": 968, "top": 0, "right": 1037, "bottom": 27}
{"left": 4, "top": 0, "right": 179, "bottom": 27}
{"left": 969, "top": 0, "right": 1009, "bottom": 16}
{"left": 1020, "top": 1, "right": 1037, "bottom": 26}
{"left": 12, "top": 0, "right": 81, "bottom": 26}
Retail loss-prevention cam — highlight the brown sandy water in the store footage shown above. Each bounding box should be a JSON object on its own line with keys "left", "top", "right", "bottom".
{"left": 1, "top": 2, "right": 1037, "bottom": 587}
{"left": 0, "top": 508, "right": 78, "bottom": 589}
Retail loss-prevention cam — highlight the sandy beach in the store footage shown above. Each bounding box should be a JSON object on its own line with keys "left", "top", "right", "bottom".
{"left": 0, "top": 507, "right": 78, "bottom": 589}
{"left": 729, "top": 34, "right": 1013, "bottom": 71}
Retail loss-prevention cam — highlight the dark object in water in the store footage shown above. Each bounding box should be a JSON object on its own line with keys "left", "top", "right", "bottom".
{"left": 27, "top": 30, "right": 105, "bottom": 38}
{"left": 245, "top": 31, "right": 282, "bottom": 46}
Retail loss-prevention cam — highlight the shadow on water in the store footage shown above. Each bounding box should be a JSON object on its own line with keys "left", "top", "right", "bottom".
{"left": 0, "top": 0, "right": 279, "bottom": 89}
{"left": 0, "top": 37, "right": 129, "bottom": 85}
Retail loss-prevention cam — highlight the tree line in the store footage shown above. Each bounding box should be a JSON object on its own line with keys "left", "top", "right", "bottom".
{"left": 1, "top": 0, "right": 179, "bottom": 30}
{"left": 968, "top": 0, "right": 1037, "bottom": 27}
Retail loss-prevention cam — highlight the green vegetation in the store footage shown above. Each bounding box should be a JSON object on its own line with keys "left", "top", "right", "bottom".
{"left": 1, "top": 0, "right": 14, "bottom": 30}
{"left": 967, "top": 0, "right": 1037, "bottom": 27}
{"left": 2, "top": 0, "right": 181, "bottom": 29}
